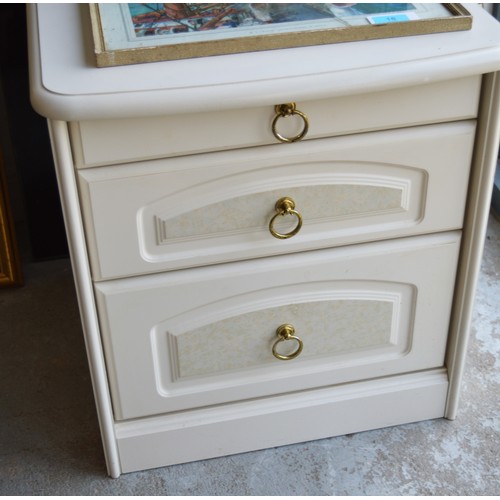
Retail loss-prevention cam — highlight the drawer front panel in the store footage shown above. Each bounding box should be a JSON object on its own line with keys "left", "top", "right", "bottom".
{"left": 71, "top": 76, "right": 480, "bottom": 168}
{"left": 95, "top": 232, "right": 461, "bottom": 420}
{"left": 79, "top": 122, "right": 475, "bottom": 280}
{"left": 162, "top": 285, "right": 407, "bottom": 380}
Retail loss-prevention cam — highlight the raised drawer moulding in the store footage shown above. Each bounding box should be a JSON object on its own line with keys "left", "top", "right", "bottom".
{"left": 165, "top": 290, "right": 401, "bottom": 380}
{"left": 151, "top": 177, "right": 408, "bottom": 244}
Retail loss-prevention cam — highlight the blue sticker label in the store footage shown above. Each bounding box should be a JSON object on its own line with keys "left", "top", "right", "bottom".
{"left": 371, "top": 14, "right": 411, "bottom": 24}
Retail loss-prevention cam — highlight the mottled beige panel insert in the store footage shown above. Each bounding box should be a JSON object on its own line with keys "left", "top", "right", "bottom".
{"left": 158, "top": 185, "right": 402, "bottom": 242}
{"left": 174, "top": 300, "right": 394, "bottom": 378}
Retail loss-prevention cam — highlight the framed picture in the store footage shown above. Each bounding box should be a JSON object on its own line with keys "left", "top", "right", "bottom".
{"left": 90, "top": 3, "right": 472, "bottom": 67}
{"left": 0, "top": 148, "right": 22, "bottom": 287}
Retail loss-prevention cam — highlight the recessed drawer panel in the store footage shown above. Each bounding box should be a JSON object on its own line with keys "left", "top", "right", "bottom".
{"left": 70, "top": 76, "right": 480, "bottom": 168}
{"left": 95, "top": 231, "right": 461, "bottom": 420}
{"left": 79, "top": 122, "right": 475, "bottom": 280}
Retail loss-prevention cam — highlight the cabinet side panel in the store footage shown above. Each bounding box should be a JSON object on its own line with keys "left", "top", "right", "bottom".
{"left": 446, "top": 72, "right": 500, "bottom": 418}
{"left": 47, "top": 119, "right": 121, "bottom": 478}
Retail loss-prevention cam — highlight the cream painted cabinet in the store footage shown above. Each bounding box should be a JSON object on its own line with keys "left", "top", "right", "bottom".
{"left": 29, "top": 4, "right": 500, "bottom": 477}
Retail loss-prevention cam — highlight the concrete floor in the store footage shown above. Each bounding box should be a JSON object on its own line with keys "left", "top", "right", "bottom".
{"left": 1, "top": 216, "right": 499, "bottom": 495}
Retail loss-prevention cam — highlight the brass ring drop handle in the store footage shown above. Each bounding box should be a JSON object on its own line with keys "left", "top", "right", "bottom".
{"left": 272, "top": 103, "right": 309, "bottom": 143}
{"left": 272, "top": 324, "right": 303, "bottom": 361}
{"left": 269, "top": 197, "right": 303, "bottom": 240}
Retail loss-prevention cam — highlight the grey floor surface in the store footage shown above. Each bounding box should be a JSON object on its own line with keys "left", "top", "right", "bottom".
{"left": 1, "top": 216, "right": 499, "bottom": 495}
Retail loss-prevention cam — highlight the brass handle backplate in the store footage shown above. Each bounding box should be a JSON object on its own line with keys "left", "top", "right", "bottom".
{"left": 272, "top": 324, "right": 304, "bottom": 361}
{"left": 272, "top": 102, "right": 309, "bottom": 143}
{"left": 269, "top": 197, "right": 303, "bottom": 240}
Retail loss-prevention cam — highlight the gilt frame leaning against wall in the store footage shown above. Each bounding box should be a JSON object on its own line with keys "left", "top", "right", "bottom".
{"left": 0, "top": 148, "right": 22, "bottom": 287}
{"left": 90, "top": 3, "right": 472, "bottom": 67}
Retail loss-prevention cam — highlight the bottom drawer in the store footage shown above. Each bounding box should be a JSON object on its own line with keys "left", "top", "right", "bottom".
{"left": 95, "top": 232, "right": 461, "bottom": 420}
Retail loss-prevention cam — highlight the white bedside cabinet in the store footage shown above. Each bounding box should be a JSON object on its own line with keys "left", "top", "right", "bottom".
{"left": 28, "top": 4, "right": 500, "bottom": 477}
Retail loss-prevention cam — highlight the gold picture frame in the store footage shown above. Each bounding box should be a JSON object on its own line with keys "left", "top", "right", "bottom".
{"left": 0, "top": 148, "right": 22, "bottom": 287}
{"left": 89, "top": 3, "right": 472, "bottom": 68}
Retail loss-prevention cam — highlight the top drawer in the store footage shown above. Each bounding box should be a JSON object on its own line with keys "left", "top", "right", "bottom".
{"left": 70, "top": 76, "right": 480, "bottom": 168}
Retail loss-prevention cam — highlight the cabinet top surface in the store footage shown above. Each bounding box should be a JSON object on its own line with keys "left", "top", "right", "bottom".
{"left": 29, "top": 3, "right": 500, "bottom": 121}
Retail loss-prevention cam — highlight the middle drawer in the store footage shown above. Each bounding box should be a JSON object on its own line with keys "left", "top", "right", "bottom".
{"left": 79, "top": 121, "right": 475, "bottom": 280}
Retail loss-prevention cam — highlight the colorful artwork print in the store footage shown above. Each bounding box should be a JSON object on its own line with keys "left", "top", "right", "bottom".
{"left": 128, "top": 3, "right": 415, "bottom": 38}
{"left": 91, "top": 3, "right": 470, "bottom": 66}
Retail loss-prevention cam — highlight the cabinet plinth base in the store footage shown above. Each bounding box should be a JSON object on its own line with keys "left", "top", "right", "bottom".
{"left": 115, "top": 369, "right": 448, "bottom": 475}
